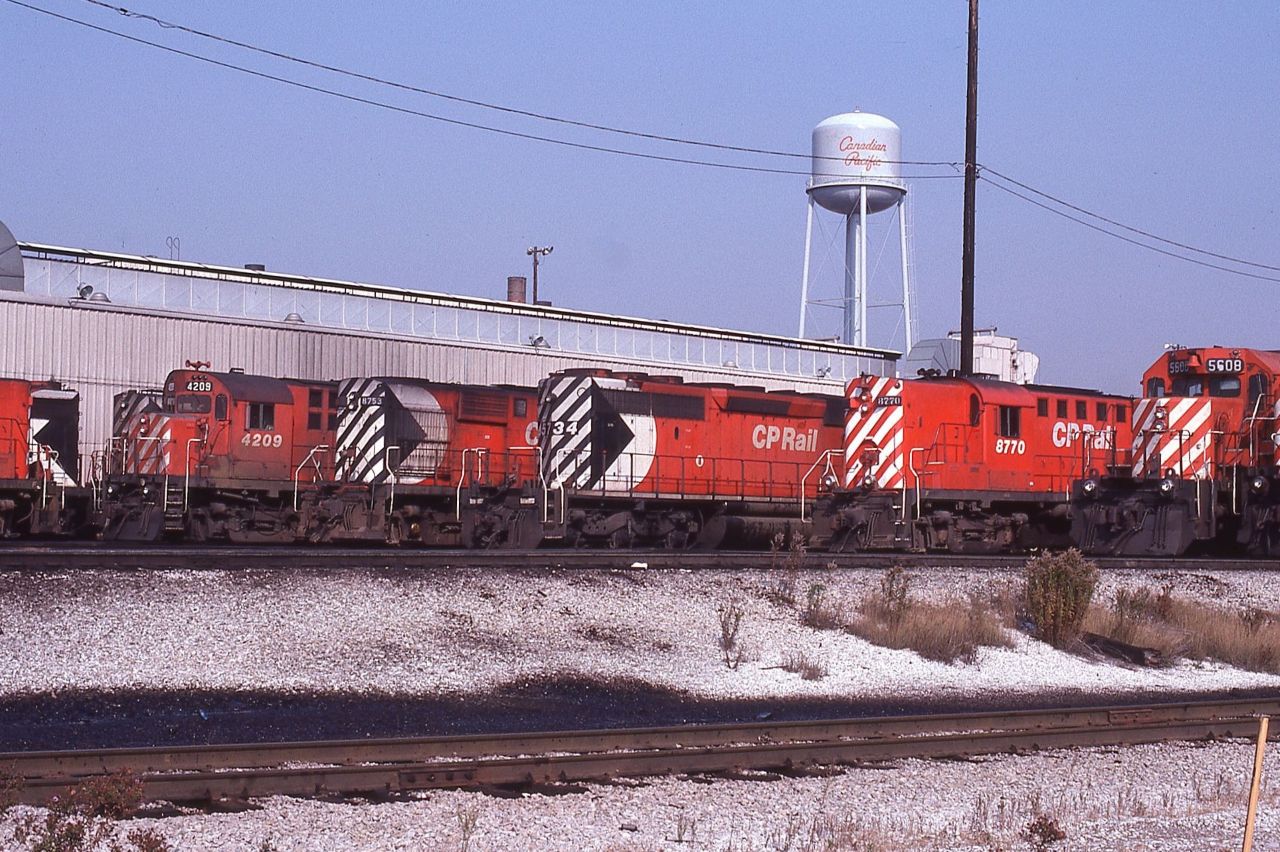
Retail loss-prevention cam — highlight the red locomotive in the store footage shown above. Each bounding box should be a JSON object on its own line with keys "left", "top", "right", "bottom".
{"left": 812, "top": 373, "right": 1133, "bottom": 552}
{"left": 0, "top": 378, "right": 84, "bottom": 537}
{"left": 321, "top": 377, "right": 540, "bottom": 546}
{"left": 100, "top": 365, "right": 339, "bottom": 541}
{"left": 1073, "top": 346, "right": 1280, "bottom": 556}
{"left": 474, "top": 369, "right": 846, "bottom": 548}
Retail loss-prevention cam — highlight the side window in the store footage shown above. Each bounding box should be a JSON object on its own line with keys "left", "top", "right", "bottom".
{"left": 969, "top": 394, "right": 980, "bottom": 427}
{"left": 1115, "top": 404, "right": 1127, "bottom": 423}
{"left": 1075, "top": 400, "right": 1087, "bottom": 420}
{"left": 1056, "top": 399, "right": 1067, "bottom": 418}
{"left": 514, "top": 398, "right": 528, "bottom": 418}
{"left": 246, "top": 402, "right": 275, "bottom": 431}
{"left": 998, "top": 405, "right": 1020, "bottom": 438}
{"left": 214, "top": 394, "right": 228, "bottom": 422}
{"left": 328, "top": 391, "right": 339, "bottom": 430}
{"left": 1096, "top": 402, "right": 1108, "bottom": 421}
{"left": 1147, "top": 378, "right": 1166, "bottom": 398}
{"left": 1036, "top": 398, "right": 1048, "bottom": 417}
{"left": 307, "top": 411, "right": 323, "bottom": 430}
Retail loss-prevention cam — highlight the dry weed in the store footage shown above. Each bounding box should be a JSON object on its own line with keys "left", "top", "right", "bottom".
{"left": 847, "top": 570, "right": 1011, "bottom": 664}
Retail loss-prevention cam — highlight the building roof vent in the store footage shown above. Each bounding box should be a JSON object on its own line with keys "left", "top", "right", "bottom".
{"left": 283, "top": 312, "right": 304, "bottom": 324}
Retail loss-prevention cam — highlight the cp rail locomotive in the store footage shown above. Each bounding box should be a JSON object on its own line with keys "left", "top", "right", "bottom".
{"left": 462, "top": 368, "right": 847, "bottom": 549}
{"left": 1072, "top": 346, "right": 1280, "bottom": 557}
{"left": 97, "top": 365, "right": 540, "bottom": 545}
{"left": 809, "top": 373, "right": 1132, "bottom": 552}
{"left": 0, "top": 378, "right": 84, "bottom": 537}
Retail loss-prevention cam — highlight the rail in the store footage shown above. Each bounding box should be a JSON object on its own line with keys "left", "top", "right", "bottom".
{"left": 798, "top": 449, "right": 839, "bottom": 522}
{"left": 292, "top": 445, "right": 330, "bottom": 511}
{"left": 5, "top": 698, "right": 1276, "bottom": 805}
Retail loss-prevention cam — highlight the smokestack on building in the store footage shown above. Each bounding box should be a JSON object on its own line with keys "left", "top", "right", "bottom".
{"left": 507, "top": 276, "right": 527, "bottom": 303}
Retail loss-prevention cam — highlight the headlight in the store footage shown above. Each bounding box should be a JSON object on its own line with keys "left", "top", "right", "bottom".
{"left": 142, "top": 486, "right": 152, "bottom": 497}
{"left": 1251, "top": 476, "right": 1269, "bottom": 495}
{"left": 1159, "top": 478, "right": 1176, "bottom": 495}
{"left": 106, "top": 485, "right": 116, "bottom": 495}
{"left": 862, "top": 473, "right": 877, "bottom": 489}
{"left": 821, "top": 473, "right": 838, "bottom": 490}
{"left": 1082, "top": 479, "right": 1098, "bottom": 496}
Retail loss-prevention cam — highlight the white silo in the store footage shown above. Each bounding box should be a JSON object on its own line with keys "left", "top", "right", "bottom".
{"left": 798, "top": 111, "right": 913, "bottom": 350}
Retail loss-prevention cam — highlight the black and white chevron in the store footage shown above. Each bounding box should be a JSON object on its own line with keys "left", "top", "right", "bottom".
{"left": 337, "top": 378, "right": 390, "bottom": 484}
{"left": 112, "top": 390, "right": 162, "bottom": 438}
{"left": 539, "top": 374, "right": 637, "bottom": 491}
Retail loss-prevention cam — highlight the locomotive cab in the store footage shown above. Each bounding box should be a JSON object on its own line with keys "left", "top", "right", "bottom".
{"left": 813, "top": 372, "right": 1130, "bottom": 553}
{"left": 1072, "top": 347, "right": 1280, "bottom": 556}
{"left": 100, "top": 366, "right": 338, "bottom": 542}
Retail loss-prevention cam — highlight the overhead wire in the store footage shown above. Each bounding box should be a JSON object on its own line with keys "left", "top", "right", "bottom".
{"left": 75, "top": 0, "right": 959, "bottom": 169}
{"left": 1, "top": 0, "right": 961, "bottom": 180}
{"left": 980, "top": 174, "right": 1280, "bottom": 284}
{"left": 981, "top": 165, "right": 1280, "bottom": 273}
{"left": 7, "top": 0, "right": 1279, "bottom": 280}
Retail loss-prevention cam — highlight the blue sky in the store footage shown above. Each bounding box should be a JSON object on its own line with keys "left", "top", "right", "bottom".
{"left": 3, "top": 1, "right": 1277, "bottom": 392}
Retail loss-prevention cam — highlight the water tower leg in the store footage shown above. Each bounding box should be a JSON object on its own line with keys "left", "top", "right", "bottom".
{"left": 843, "top": 211, "right": 857, "bottom": 345}
{"left": 798, "top": 197, "right": 815, "bottom": 339}
{"left": 858, "top": 186, "right": 869, "bottom": 348}
{"left": 898, "top": 196, "right": 913, "bottom": 354}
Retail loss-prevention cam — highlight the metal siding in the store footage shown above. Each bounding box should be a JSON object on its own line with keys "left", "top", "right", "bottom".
{"left": 0, "top": 297, "right": 868, "bottom": 457}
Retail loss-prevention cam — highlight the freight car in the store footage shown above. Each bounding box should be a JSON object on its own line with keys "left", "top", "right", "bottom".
{"left": 0, "top": 377, "right": 84, "bottom": 537}
{"left": 316, "top": 377, "right": 540, "bottom": 546}
{"left": 811, "top": 373, "right": 1132, "bottom": 552}
{"left": 463, "top": 369, "right": 846, "bottom": 549}
{"left": 98, "top": 365, "right": 339, "bottom": 541}
{"left": 1072, "top": 346, "right": 1280, "bottom": 557}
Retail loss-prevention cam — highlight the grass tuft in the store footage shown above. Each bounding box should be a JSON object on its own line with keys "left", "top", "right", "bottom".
{"left": 847, "top": 569, "right": 1012, "bottom": 664}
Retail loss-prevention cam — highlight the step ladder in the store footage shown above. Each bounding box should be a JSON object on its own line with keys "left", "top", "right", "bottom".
{"left": 162, "top": 480, "right": 185, "bottom": 532}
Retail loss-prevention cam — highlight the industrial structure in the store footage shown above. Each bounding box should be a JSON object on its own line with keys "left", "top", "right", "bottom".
{"left": 0, "top": 222, "right": 896, "bottom": 455}
{"left": 798, "top": 111, "right": 913, "bottom": 352}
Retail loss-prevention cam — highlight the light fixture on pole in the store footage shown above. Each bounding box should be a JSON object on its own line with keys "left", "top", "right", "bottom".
{"left": 526, "top": 245, "right": 553, "bottom": 305}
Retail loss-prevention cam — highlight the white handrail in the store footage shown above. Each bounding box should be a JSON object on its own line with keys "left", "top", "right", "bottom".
{"left": 293, "top": 444, "right": 330, "bottom": 511}
{"left": 455, "top": 447, "right": 489, "bottom": 519}
{"left": 183, "top": 437, "right": 203, "bottom": 511}
{"left": 799, "top": 449, "right": 839, "bottom": 523}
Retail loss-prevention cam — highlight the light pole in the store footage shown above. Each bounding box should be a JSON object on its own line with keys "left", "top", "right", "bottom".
{"left": 527, "top": 245, "right": 553, "bottom": 305}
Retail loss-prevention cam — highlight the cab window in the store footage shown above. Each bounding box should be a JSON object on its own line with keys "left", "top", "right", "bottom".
{"left": 1209, "top": 376, "right": 1241, "bottom": 398}
{"left": 246, "top": 402, "right": 275, "bottom": 431}
{"left": 969, "top": 394, "right": 980, "bottom": 427}
{"left": 1095, "top": 402, "right": 1108, "bottom": 421}
{"left": 1115, "top": 404, "right": 1127, "bottom": 423}
{"left": 176, "top": 394, "right": 211, "bottom": 414}
{"left": 1172, "top": 377, "right": 1204, "bottom": 396}
{"left": 1146, "top": 378, "right": 1166, "bottom": 397}
{"left": 1075, "top": 400, "right": 1087, "bottom": 420}
{"left": 998, "top": 406, "right": 1020, "bottom": 438}
{"left": 215, "top": 394, "right": 228, "bottom": 422}
{"left": 1055, "top": 399, "right": 1067, "bottom": 418}
{"left": 1036, "top": 398, "right": 1048, "bottom": 417}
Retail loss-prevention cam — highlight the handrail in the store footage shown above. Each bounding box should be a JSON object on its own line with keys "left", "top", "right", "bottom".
{"left": 293, "top": 445, "right": 330, "bottom": 511}
{"left": 182, "top": 438, "right": 203, "bottom": 511}
{"left": 382, "top": 447, "right": 399, "bottom": 515}
{"left": 799, "top": 449, "right": 839, "bottom": 523}
{"left": 455, "top": 447, "right": 488, "bottom": 519}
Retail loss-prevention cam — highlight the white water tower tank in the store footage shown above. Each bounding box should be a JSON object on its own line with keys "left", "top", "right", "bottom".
{"left": 809, "top": 111, "right": 904, "bottom": 215}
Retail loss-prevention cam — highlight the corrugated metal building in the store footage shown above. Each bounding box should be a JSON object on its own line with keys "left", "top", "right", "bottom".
{"left": 1, "top": 242, "right": 896, "bottom": 455}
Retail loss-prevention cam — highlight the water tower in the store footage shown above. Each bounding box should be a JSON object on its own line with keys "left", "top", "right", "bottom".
{"left": 798, "top": 111, "right": 913, "bottom": 350}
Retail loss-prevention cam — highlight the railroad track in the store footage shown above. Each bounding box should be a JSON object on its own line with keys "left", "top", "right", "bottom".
{"left": 5, "top": 698, "right": 1276, "bottom": 805}
{"left": 0, "top": 543, "right": 1271, "bottom": 572}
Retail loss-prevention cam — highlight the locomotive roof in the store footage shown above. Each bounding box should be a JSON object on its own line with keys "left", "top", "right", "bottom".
{"left": 909, "top": 373, "right": 1124, "bottom": 400}
{"left": 169, "top": 368, "right": 295, "bottom": 404}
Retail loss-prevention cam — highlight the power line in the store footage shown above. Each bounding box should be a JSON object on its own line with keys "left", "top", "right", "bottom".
{"left": 982, "top": 165, "right": 1280, "bottom": 273}
{"left": 980, "top": 174, "right": 1280, "bottom": 284}
{"left": 77, "top": 0, "right": 959, "bottom": 169}
{"left": 3, "top": 0, "right": 962, "bottom": 180}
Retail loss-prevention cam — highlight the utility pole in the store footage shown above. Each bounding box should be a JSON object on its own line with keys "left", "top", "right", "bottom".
{"left": 960, "top": 0, "right": 979, "bottom": 376}
{"left": 527, "top": 245, "right": 553, "bottom": 305}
